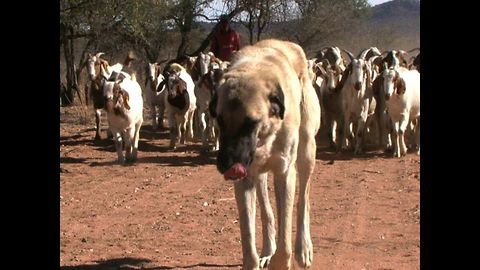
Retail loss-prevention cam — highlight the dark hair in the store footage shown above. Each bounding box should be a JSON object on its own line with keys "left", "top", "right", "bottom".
{"left": 219, "top": 15, "right": 229, "bottom": 22}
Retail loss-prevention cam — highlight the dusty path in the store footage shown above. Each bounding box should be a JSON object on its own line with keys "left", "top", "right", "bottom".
{"left": 60, "top": 106, "right": 419, "bottom": 270}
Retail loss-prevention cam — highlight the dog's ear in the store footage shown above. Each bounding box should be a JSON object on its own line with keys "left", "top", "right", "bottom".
{"left": 209, "top": 92, "right": 218, "bottom": 118}
{"left": 269, "top": 87, "right": 285, "bottom": 119}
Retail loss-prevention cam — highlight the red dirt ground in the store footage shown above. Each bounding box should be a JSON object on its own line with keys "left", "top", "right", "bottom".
{"left": 60, "top": 105, "right": 419, "bottom": 270}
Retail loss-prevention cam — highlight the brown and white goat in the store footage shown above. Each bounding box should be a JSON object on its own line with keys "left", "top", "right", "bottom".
{"left": 86, "top": 52, "right": 135, "bottom": 140}
{"left": 381, "top": 66, "right": 420, "bottom": 157}
{"left": 102, "top": 72, "right": 144, "bottom": 163}
{"left": 165, "top": 63, "right": 197, "bottom": 150}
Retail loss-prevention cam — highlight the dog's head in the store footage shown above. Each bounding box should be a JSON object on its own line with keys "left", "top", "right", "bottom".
{"left": 210, "top": 74, "right": 285, "bottom": 180}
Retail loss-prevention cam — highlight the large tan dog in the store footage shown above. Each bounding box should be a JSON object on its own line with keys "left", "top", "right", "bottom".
{"left": 210, "top": 39, "right": 321, "bottom": 269}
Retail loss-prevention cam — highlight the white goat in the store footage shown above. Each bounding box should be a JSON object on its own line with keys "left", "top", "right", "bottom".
{"left": 102, "top": 71, "right": 144, "bottom": 163}
{"left": 145, "top": 62, "right": 167, "bottom": 129}
{"left": 382, "top": 66, "right": 420, "bottom": 157}
{"left": 165, "top": 63, "right": 197, "bottom": 150}
{"left": 339, "top": 49, "right": 377, "bottom": 154}
{"left": 86, "top": 52, "right": 134, "bottom": 140}
{"left": 194, "top": 55, "right": 228, "bottom": 151}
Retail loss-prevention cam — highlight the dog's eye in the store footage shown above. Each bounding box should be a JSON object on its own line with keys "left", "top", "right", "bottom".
{"left": 239, "top": 118, "right": 259, "bottom": 136}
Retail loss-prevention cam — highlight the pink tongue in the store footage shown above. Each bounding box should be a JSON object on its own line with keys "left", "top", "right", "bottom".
{"left": 223, "top": 163, "right": 248, "bottom": 180}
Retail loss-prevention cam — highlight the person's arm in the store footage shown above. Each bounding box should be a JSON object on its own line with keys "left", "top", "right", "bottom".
{"left": 210, "top": 35, "right": 217, "bottom": 54}
{"left": 234, "top": 32, "right": 240, "bottom": 51}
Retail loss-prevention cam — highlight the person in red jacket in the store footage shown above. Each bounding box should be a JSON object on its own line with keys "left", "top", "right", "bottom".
{"left": 210, "top": 15, "right": 240, "bottom": 61}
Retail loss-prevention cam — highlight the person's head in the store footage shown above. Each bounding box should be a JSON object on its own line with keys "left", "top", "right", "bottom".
{"left": 219, "top": 15, "right": 230, "bottom": 32}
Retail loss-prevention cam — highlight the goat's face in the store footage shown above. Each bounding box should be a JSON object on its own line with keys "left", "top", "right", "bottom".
{"left": 383, "top": 68, "right": 399, "bottom": 100}
{"left": 351, "top": 59, "right": 368, "bottom": 91}
{"left": 87, "top": 55, "right": 98, "bottom": 81}
{"left": 167, "top": 73, "right": 187, "bottom": 99}
{"left": 327, "top": 64, "right": 345, "bottom": 92}
{"left": 147, "top": 63, "right": 162, "bottom": 91}
{"left": 87, "top": 53, "right": 108, "bottom": 81}
{"left": 198, "top": 52, "right": 212, "bottom": 77}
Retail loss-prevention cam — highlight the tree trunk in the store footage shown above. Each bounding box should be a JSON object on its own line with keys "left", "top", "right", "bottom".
{"left": 177, "top": 31, "right": 190, "bottom": 58}
{"left": 62, "top": 26, "right": 81, "bottom": 106}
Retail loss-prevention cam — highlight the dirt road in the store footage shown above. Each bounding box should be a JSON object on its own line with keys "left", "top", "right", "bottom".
{"left": 60, "top": 106, "right": 419, "bottom": 270}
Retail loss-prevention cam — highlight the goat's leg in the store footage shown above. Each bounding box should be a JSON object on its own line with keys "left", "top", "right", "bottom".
{"left": 199, "top": 111, "right": 208, "bottom": 150}
{"left": 124, "top": 128, "right": 134, "bottom": 162}
{"left": 187, "top": 110, "right": 195, "bottom": 143}
{"left": 132, "top": 119, "right": 142, "bottom": 161}
{"left": 399, "top": 112, "right": 410, "bottom": 157}
{"left": 415, "top": 117, "right": 420, "bottom": 155}
{"left": 151, "top": 104, "right": 158, "bottom": 130}
{"left": 269, "top": 165, "right": 296, "bottom": 270}
{"left": 354, "top": 111, "right": 368, "bottom": 155}
{"left": 158, "top": 103, "right": 165, "bottom": 129}
{"left": 392, "top": 122, "right": 400, "bottom": 158}
{"left": 94, "top": 109, "right": 102, "bottom": 140}
{"left": 234, "top": 177, "right": 259, "bottom": 270}
{"left": 168, "top": 113, "right": 177, "bottom": 150}
{"left": 179, "top": 117, "right": 187, "bottom": 145}
{"left": 256, "top": 173, "right": 276, "bottom": 268}
{"left": 113, "top": 131, "right": 125, "bottom": 164}
{"left": 325, "top": 113, "right": 335, "bottom": 149}
{"left": 340, "top": 114, "right": 350, "bottom": 151}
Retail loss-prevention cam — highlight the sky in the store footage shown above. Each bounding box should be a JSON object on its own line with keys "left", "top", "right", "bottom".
{"left": 369, "top": 0, "right": 391, "bottom": 6}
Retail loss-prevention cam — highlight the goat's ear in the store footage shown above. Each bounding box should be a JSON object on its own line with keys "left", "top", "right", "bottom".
{"left": 157, "top": 78, "right": 166, "bottom": 92}
{"left": 372, "top": 76, "right": 383, "bottom": 96}
{"left": 122, "top": 91, "right": 131, "bottom": 110}
{"left": 395, "top": 77, "right": 406, "bottom": 95}
{"left": 316, "top": 64, "right": 327, "bottom": 78}
{"left": 209, "top": 92, "right": 218, "bottom": 118}
{"left": 269, "top": 87, "right": 285, "bottom": 119}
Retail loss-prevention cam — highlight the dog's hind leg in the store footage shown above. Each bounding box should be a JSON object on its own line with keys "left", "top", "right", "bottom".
{"left": 234, "top": 177, "right": 260, "bottom": 270}
{"left": 256, "top": 173, "right": 276, "bottom": 268}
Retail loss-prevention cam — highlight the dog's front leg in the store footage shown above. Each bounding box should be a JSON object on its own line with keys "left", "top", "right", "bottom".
{"left": 234, "top": 177, "right": 259, "bottom": 270}
{"left": 256, "top": 173, "right": 276, "bottom": 268}
{"left": 269, "top": 166, "right": 296, "bottom": 270}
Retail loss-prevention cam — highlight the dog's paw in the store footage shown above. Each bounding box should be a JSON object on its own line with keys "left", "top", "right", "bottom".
{"left": 295, "top": 239, "right": 313, "bottom": 269}
{"left": 259, "top": 255, "right": 273, "bottom": 268}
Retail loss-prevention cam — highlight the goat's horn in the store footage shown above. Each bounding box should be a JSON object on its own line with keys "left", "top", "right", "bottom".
{"left": 342, "top": 49, "right": 355, "bottom": 62}
{"left": 359, "top": 47, "right": 382, "bottom": 59}
{"left": 358, "top": 48, "right": 371, "bottom": 59}
{"left": 408, "top": 47, "right": 420, "bottom": 53}
{"left": 96, "top": 52, "right": 105, "bottom": 58}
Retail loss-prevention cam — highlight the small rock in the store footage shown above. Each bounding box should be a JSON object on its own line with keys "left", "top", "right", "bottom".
{"left": 203, "top": 202, "right": 209, "bottom": 207}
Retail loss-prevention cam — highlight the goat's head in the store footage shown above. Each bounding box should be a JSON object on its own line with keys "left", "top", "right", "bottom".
{"left": 87, "top": 52, "right": 109, "bottom": 81}
{"left": 147, "top": 63, "right": 164, "bottom": 92}
{"left": 198, "top": 52, "right": 213, "bottom": 77}
{"left": 103, "top": 79, "right": 130, "bottom": 118}
{"left": 383, "top": 68, "right": 405, "bottom": 100}
{"left": 167, "top": 72, "right": 188, "bottom": 109}
{"left": 350, "top": 58, "right": 369, "bottom": 91}
{"left": 315, "top": 59, "right": 343, "bottom": 92}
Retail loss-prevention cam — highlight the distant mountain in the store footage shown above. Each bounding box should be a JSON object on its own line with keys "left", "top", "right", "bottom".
{"left": 369, "top": 0, "right": 420, "bottom": 37}
{"left": 195, "top": 0, "right": 420, "bottom": 51}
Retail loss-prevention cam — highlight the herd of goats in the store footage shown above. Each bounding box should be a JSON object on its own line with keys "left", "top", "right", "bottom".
{"left": 78, "top": 43, "right": 420, "bottom": 163}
